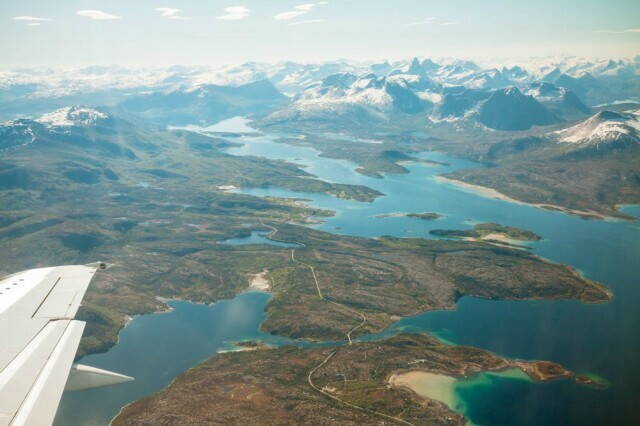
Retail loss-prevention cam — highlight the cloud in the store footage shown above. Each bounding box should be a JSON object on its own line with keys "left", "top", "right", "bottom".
{"left": 12, "top": 16, "right": 52, "bottom": 22}
{"left": 156, "top": 7, "right": 189, "bottom": 20}
{"left": 77, "top": 10, "right": 121, "bottom": 20}
{"left": 274, "top": 2, "right": 327, "bottom": 21}
{"left": 410, "top": 17, "right": 458, "bottom": 27}
{"left": 296, "top": 4, "right": 317, "bottom": 12}
{"left": 274, "top": 10, "right": 306, "bottom": 20}
{"left": 218, "top": 6, "right": 250, "bottom": 21}
{"left": 410, "top": 17, "right": 436, "bottom": 26}
{"left": 12, "top": 16, "right": 51, "bottom": 27}
{"left": 289, "top": 19, "right": 325, "bottom": 26}
{"left": 594, "top": 28, "right": 640, "bottom": 34}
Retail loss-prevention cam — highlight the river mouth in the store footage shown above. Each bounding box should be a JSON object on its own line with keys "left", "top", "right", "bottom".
{"left": 58, "top": 117, "right": 640, "bottom": 426}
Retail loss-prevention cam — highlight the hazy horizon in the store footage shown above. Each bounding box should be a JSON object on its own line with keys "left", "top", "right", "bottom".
{"left": 2, "top": 0, "right": 640, "bottom": 67}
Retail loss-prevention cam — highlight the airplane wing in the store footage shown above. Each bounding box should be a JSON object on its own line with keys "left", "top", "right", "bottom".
{"left": 0, "top": 263, "right": 133, "bottom": 426}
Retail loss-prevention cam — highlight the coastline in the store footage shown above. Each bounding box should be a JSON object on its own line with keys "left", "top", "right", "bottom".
{"left": 434, "top": 176, "right": 610, "bottom": 221}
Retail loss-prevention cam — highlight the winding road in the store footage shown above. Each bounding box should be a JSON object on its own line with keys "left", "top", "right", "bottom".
{"left": 261, "top": 220, "right": 415, "bottom": 426}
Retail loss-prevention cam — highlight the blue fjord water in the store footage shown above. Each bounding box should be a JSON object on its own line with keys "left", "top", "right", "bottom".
{"left": 219, "top": 230, "right": 301, "bottom": 248}
{"left": 55, "top": 292, "right": 292, "bottom": 426}
{"left": 57, "top": 118, "right": 640, "bottom": 425}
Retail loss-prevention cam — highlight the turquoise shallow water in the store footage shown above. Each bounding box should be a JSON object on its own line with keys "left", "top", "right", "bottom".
{"left": 57, "top": 118, "right": 640, "bottom": 425}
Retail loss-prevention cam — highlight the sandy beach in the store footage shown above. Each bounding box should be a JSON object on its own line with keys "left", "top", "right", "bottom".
{"left": 388, "top": 371, "right": 457, "bottom": 410}
{"left": 249, "top": 269, "right": 271, "bottom": 291}
{"left": 435, "top": 176, "right": 608, "bottom": 220}
{"left": 217, "top": 184, "right": 238, "bottom": 192}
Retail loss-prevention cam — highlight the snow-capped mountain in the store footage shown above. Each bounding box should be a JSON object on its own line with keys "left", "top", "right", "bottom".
{"left": 264, "top": 69, "right": 435, "bottom": 125}
{"left": 0, "top": 119, "right": 41, "bottom": 151}
{"left": 266, "top": 63, "right": 590, "bottom": 131}
{"left": 430, "top": 87, "right": 491, "bottom": 121}
{"left": 36, "top": 106, "right": 110, "bottom": 127}
{"left": 388, "top": 58, "right": 440, "bottom": 90}
{"left": 0, "top": 106, "right": 143, "bottom": 161}
{"left": 431, "top": 86, "right": 567, "bottom": 131}
{"left": 1, "top": 107, "right": 114, "bottom": 151}
{"left": 554, "top": 110, "right": 640, "bottom": 148}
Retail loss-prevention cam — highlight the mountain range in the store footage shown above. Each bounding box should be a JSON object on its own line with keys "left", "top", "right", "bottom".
{"left": 1, "top": 56, "right": 638, "bottom": 120}
{"left": 1, "top": 55, "right": 639, "bottom": 218}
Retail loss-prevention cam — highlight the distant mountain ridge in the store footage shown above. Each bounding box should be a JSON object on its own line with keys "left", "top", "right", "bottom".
{"left": 1, "top": 55, "right": 637, "bottom": 114}
{"left": 1, "top": 56, "right": 637, "bottom": 131}
{"left": 120, "top": 79, "right": 288, "bottom": 126}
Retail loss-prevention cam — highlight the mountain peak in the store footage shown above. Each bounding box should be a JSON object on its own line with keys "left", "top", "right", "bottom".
{"left": 407, "top": 57, "right": 425, "bottom": 76}
{"left": 421, "top": 58, "right": 440, "bottom": 72}
{"left": 502, "top": 86, "right": 523, "bottom": 97}
{"left": 478, "top": 87, "right": 559, "bottom": 131}
{"left": 594, "top": 110, "right": 626, "bottom": 121}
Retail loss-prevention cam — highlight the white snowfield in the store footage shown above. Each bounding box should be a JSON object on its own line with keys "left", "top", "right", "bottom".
{"left": 297, "top": 86, "right": 393, "bottom": 111}
{"left": 279, "top": 68, "right": 442, "bottom": 119}
{"left": 524, "top": 85, "right": 568, "bottom": 102}
{"left": 556, "top": 110, "right": 640, "bottom": 145}
{"left": 36, "top": 106, "right": 108, "bottom": 127}
{"left": 0, "top": 264, "right": 132, "bottom": 426}
{"left": 1, "top": 56, "right": 637, "bottom": 100}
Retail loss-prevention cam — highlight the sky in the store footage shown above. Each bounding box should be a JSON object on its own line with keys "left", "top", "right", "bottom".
{"left": 1, "top": 0, "right": 640, "bottom": 67}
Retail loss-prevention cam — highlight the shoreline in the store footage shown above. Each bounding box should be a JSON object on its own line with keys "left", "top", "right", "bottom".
{"left": 435, "top": 176, "right": 611, "bottom": 221}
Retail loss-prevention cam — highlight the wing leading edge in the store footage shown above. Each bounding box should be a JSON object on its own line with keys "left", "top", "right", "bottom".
{"left": 0, "top": 264, "right": 133, "bottom": 426}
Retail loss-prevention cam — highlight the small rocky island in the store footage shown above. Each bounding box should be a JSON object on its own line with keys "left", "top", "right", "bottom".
{"left": 407, "top": 212, "right": 444, "bottom": 220}
{"left": 376, "top": 212, "right": 444, "bottom": 220}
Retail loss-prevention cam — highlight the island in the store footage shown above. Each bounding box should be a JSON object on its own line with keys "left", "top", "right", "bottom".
{"left": 375, "top": 212, "right": 444, "bottom": 220}
{"left": 273, "top": 134, "right": 446, "bottom": 179}
{"left": 406, "top": 212, "right": 444, "bottom": 220}
{"left": 430, "top": 222, "right": 541, "bottom": 245}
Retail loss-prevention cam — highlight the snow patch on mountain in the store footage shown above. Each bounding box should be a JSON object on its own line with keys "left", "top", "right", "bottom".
{"left": 555, "top": 110, "right": 640, "bottom": 145}
{"left": 36, "top": 107, "right": 108, "bottom": 127}
{"left": 417, "top": 91, "right": 443, "bottom": 104}
{"left": 525, "top": 83, "right": 567, "bottom": 102}
{"left": 0, "top": 119, "right": 38, "bottom": 151}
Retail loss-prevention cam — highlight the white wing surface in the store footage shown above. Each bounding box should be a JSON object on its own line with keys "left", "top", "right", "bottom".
{"left": 0, "top": 264, "right": 132, "bottom": 426}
